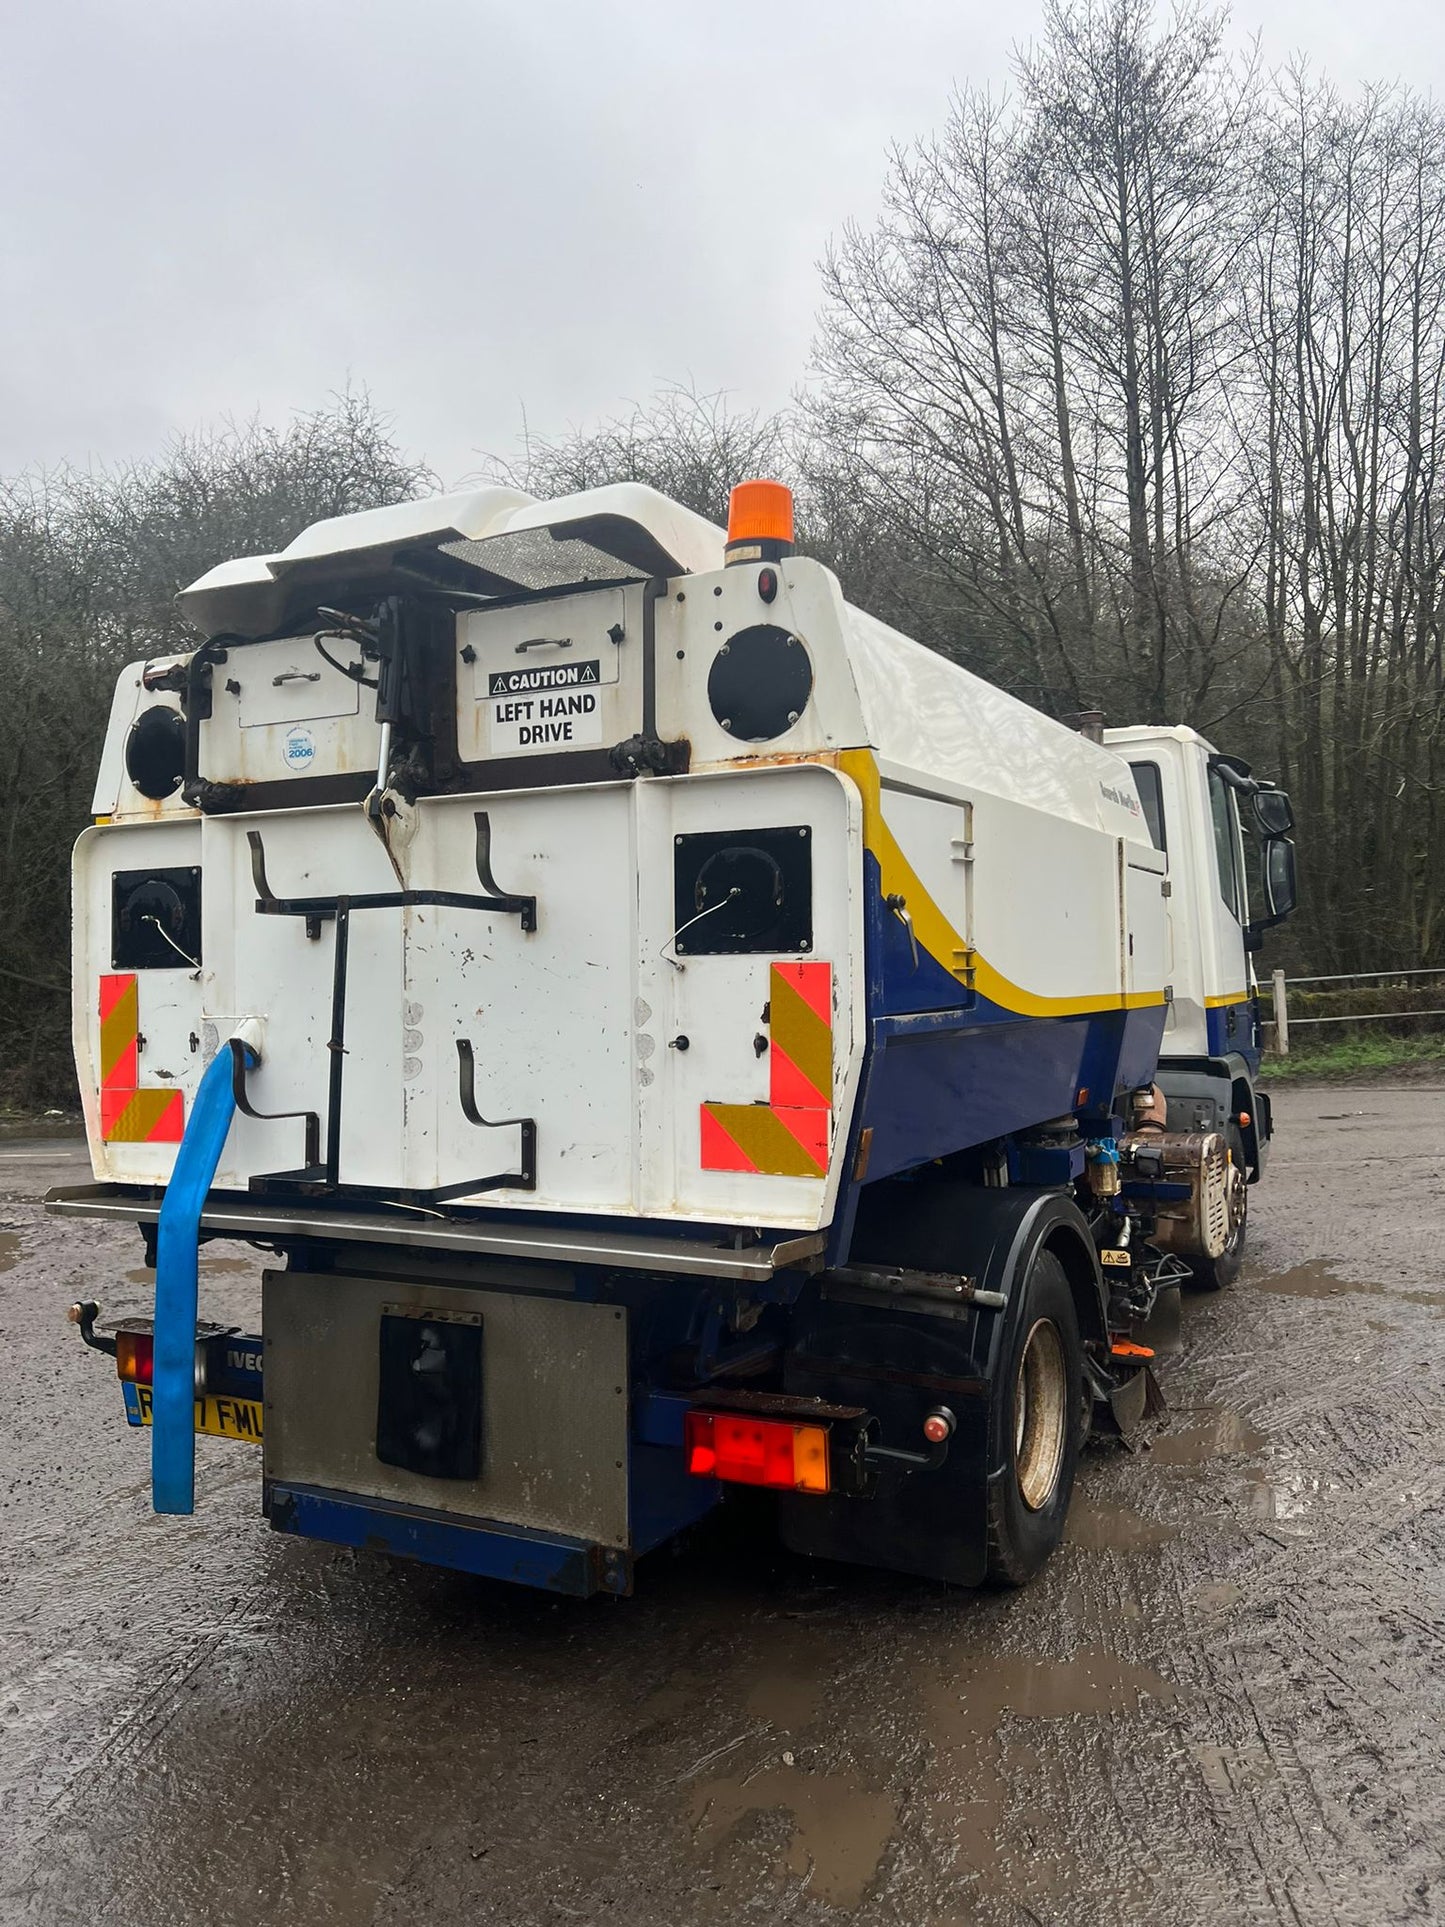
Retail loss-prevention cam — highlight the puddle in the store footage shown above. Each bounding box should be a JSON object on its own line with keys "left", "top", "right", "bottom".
{"left": 1195, "top": 1739, "right": 1277, "bottom": 1796}
{"left": 0, "top": 1228, "right": 21, "bottom": 1272}
{"left": 1246, "top": 1462, "right": 1321, "bottom": 1521}
{"left": 1194, "top": 1580, "right": 1243, "bottom": 1612}
{"left": 741, "top": 1625, "right": 833, "bottom": 1733}
{"left": 1253, "top": 1260, "right": 1444, "bottom": 1307}
{"left": 644, "top": 1618, "right": 835, "bottom": 1740}
{"left": 929, "top": 1644, "right": 1177, "bottom": 1749}
{"left": 1065, "top": 1491, "right": 1178, "bottom": 1551}
{"left": 917, "top": 1642, "right": 1177, "bottom": 1905}
{"left": 1149, "top": 1406, "right": 1268, "bottom": 1466}
{"left": 690, "top": 1761, "right": 899, "bottom": 1908}
{"left": 639, "top": 1669, "right": 707, "bottom": 1728}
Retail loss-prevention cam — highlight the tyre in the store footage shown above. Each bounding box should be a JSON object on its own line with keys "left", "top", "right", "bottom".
{"left": 984, "top": 1249, "right": 1083, "bottom": 1586}
{"left": 1188, "top": 1123, "right": 1248, "bottom": 1291}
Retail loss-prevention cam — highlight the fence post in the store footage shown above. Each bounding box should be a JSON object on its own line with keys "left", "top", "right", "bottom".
{"left": 1272, "top": 968, "right": 1289, "bottom": 1056}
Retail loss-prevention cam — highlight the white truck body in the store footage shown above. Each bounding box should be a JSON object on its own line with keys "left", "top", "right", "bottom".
{"left": 74, "top": 485, "right": 1167, "bottom": 1229}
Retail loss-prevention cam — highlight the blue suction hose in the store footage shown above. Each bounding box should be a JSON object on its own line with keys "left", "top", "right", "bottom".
{"left": 151, "top": 1037, "right": 257, "bottom": 1514}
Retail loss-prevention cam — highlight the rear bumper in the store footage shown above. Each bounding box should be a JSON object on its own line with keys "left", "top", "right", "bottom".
{"left": 265, "top": 1481, "right": 634, "bottom": 1597}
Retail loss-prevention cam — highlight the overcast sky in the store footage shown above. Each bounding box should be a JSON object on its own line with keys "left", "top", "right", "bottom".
{"left": 2, "top": 0, "right": 1442, "bottom": 490}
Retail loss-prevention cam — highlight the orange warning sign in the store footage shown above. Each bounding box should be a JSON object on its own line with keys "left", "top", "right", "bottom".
{"left": 701, "top": 962, "right": 832, "bottom": 1179}
{"left": 99, "top": 974, "right": 184, "bottom": 1143}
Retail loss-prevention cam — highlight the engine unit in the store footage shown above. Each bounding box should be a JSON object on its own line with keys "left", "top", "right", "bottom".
{"left": 1121, "top": 1128, "right": 1243, "bottom": 1260}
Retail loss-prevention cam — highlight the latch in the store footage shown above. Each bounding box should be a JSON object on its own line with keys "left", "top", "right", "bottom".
{"left": 885, "top": 893, "right": 919, "bottom": 968}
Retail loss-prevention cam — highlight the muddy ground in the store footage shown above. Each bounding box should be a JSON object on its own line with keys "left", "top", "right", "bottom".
{"left": 2, "top": 1087, "right": 1443, "bottom": 1926}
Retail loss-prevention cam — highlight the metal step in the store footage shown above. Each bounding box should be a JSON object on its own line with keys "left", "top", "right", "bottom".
{"left": 43, "top": 1182, "right": 825, "bottom": 1282}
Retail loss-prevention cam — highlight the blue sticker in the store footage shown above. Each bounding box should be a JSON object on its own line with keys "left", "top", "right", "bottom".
{"left": 283, "top": 726, "right": 317, "bottom": 771}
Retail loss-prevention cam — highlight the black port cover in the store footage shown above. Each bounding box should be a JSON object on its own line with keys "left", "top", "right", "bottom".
{"left": 111, "top": 867, "right": 202, "bottom": 971}
{"left": 707, "top": 624, "right": 813, "bottom": 741}
{"left": 673, "top": 825, "right": 812, "bottom": 956}
{"left": 376, "top": 1310, "right": 483, "bottom": 1481}
{"left": 125, "top": 705, "right": 187, "bottom": 800}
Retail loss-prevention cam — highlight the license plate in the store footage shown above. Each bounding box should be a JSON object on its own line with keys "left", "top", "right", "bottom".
{"left": 122, "top": 1380, "right": 264, "bottom": 1443}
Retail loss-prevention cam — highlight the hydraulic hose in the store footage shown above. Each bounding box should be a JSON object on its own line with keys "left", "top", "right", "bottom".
{"left": 151, "top": 1032, "right": 258, "bottom": 1514}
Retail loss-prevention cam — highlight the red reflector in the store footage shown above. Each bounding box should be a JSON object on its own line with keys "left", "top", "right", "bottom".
{"left": 684, "top": 1410, "right": 830, "bottom": 1494}
{"left": 116, "top": 1328, "right": 154, "bottom": 1385}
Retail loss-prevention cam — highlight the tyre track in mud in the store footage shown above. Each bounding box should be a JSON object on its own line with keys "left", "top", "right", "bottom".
{"left": 1052, "top": 1094, "right": 1445, "bottom": 1927}
{"left": 2, "top": 1091, "right": 1444, "bottom": 1926}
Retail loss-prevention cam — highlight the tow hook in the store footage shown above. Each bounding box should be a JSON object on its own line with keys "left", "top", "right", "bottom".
{"left": 67, "top": 1300, "right": 116, "bottom": 1357}
{"left": 862, "top": 1404, "right": 957, "bottom": 1472}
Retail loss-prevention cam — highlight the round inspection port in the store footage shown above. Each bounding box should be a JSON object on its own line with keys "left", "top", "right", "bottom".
{"left": 125, "top": 705, "right": 187, "bottom": 800}
{"left": 707, "top": 624, "right": 812, "bottom": 742}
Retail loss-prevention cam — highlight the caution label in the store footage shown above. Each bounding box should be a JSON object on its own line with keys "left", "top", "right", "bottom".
{"left": 490, "top": 686, "right": 603, "bottom": 753}
{"left": 488, "top": 659, "right": 601, "bottom": 697}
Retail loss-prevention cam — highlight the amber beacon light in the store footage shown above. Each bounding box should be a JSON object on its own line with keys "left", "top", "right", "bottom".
{"left": 725, "top": 479, "right": 795, "bottom": 565}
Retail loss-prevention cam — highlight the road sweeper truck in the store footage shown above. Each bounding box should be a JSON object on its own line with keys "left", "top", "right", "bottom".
{"left": 51, "top": 478, "right": 1298, "bottom": 1594}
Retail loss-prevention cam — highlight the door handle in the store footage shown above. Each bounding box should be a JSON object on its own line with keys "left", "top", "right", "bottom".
{"left": 886, "top": 894, "right": 919, "bottom": 969}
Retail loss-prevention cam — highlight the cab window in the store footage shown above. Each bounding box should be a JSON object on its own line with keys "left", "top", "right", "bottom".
{"left": 1130, "top": 762, "right": 1167, "bottom": 853}
{"left": 1208, "top": 768, "right": 1245, "bottom": 922}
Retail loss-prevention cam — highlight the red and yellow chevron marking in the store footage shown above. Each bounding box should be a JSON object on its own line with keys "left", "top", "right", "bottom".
{"left": 701, "top": 962, "right": 833, "bottom": 1179}
{"left": 99, "top": 974, "right": 184, "bottom": 1144}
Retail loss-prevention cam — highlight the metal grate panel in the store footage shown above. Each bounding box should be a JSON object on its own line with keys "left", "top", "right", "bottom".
{"left": 263, "top": 1271, "right": 629, "bottom": 1546}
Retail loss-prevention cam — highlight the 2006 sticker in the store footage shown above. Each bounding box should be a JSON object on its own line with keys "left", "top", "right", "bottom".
{"left": 283, "top": 726, "right": 317, "bottom": 771}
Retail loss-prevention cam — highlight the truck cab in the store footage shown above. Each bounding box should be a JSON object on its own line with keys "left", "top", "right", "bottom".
{"left": 1105, "top": 725, "right": 1298, "bottom": 1270}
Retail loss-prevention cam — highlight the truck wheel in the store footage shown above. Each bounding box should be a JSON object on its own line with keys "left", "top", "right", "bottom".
{"left": 984, "top": 1250, "right": 1083, "bottom": 1586}
{"left": 1189, "top": 1123, "right": 1248, "bottom": 1291}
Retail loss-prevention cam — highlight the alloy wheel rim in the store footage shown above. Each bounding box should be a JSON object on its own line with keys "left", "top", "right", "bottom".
{"left": 1013, "top": 1318, "right": 1067, "bottom": 1511}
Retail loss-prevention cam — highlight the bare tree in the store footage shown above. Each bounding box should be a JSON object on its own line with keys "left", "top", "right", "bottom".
{"left": 1243, "top": 77, "right": 1445, "bottom": 966}
{"left": 487, "top": 383, "right": 792, "bottom": 529}
{"left": 809, "top": 0, "right": 1258, "bottom": 726}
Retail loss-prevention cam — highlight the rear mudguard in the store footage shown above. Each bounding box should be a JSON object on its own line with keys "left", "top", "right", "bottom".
{"left": 779, "top": 1185, "right": 1103, "bottom": 1586}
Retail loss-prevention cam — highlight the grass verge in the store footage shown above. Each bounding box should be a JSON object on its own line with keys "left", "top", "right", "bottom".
{"left": 1265, "top": 1032, "right": 1445, "bottom": 1081}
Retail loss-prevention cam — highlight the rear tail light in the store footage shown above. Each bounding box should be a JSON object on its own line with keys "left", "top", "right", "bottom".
{"left": 112, "top": 1319, "right": 229, "bottom": 1393}
{"left": 115, "top": 1325, "right": 154, "bottom": 1385}
{"left": 684, "top": 1409, "right": 831, "bottom": 1494}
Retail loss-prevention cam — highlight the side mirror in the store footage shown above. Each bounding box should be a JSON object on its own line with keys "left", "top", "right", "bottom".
{"left": 1264, "top": 835, "right": 1297, "bottom": 918}
{"left": 1253, "top": 786, "right": 1295, "bottom": 836}
{"left": 1245, "top": 835, "right": 1298, "bottom": 948}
